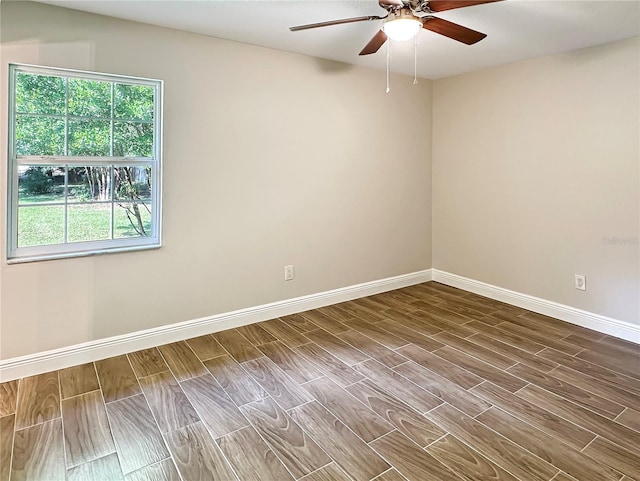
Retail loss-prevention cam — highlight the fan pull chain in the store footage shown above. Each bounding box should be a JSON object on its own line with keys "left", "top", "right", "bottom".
{"left": 413, "top": 34, "right": 419, "bottom": 85}
{"left": 386, "top": 40, "right": 391, "bottom": 93}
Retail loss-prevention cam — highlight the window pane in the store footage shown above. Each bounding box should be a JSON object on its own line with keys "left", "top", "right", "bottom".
{"left": 114, "top": 202, "right": 151, "bottom": 238}
{"left": 17, "top": 205, "right": 64, "bottom": 247}
{"left": 113, "top": 121, "right": 153, "bottom": 157}
{"left": 68, "top": 78, "right": 111, "bottom": 118}
{"left": 9, "top": 66, "right": 161, "bottom": 261}
{"left": 15, "top": 72, "right": 65, "bottom": 115}
{"left": 68, "top": 119, "right": 111, "bottom": 156}
{"left": 15, "top": 115, "right": 65, "bottom": 155}
{"left": 18, "top": 166, "right": 65, "bottom": 204}
{"left": 67, "top": 166, "right": 112, "bottom": 203}
{"left": 67, "top": 204, "right": 111, "bottom": 243}
{"left": 115, "top": 84, "right": 154, "bottom": 121}
{"left": 114, "top": 166, "right": 151, "bottom": 201}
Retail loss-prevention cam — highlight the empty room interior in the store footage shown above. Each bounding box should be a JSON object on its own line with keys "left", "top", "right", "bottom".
{"left": 1, "top": 0, "right": 639, "bottom": 480}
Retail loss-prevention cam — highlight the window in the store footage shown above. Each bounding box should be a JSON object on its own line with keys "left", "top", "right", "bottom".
{"left": 7, "top": 64, "right": 163, "bottom": 262}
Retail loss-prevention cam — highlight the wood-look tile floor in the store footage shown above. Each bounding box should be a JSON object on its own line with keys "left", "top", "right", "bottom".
{"left": 1, "top": 281, "right": 639, "bottom": 481}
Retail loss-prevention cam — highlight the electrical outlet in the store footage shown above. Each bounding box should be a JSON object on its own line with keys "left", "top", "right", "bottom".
{"left": 575, "top": 274, "right": 586, "bottom": 291}
{"left": 284, "top": 265, "right": 294, "bottom": 281}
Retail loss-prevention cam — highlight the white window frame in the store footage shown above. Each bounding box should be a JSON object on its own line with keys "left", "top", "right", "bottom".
{"left": 7, "top": 64, "right": 163, "bottom": 263}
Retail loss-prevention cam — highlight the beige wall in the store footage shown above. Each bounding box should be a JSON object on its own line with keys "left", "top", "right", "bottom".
{"left": 0, "top": 2, "right": 433, "bottom": 359}
{"left": 2, "top": 3, "right": 637, "bottom": 361}
{"left": 433, "top": 37, "right": 640, "bottom": 325}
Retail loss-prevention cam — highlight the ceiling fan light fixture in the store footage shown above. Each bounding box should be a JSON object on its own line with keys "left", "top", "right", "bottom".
{"left": 382, "top": 12, "right": 422, "bottom": 41}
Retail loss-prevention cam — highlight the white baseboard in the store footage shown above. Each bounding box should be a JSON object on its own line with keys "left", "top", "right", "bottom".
{"left": 0, "top": 269, "right": 433, "bottom": 382}
{"left": 432, "top": 269, "right": 640, "bottom": 344}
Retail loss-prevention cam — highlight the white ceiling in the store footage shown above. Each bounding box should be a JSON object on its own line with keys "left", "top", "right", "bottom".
{"left": 36, "top": 0, "right": 640, "bottom": 79}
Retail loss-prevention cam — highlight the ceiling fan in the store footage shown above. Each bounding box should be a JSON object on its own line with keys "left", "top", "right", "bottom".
{"left": 290, "top": 0, "right": 502, "bottom": 55}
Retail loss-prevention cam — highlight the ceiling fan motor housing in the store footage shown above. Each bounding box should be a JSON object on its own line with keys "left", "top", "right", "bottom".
{"left": 385, "top": 7, "right": 421, "bottom": 23}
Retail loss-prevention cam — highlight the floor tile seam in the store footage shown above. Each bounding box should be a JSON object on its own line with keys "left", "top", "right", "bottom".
{"left": 505, "top": 365, "right": 628, "bottom": 418}
{"left": 535, "top": 348, "right": 640, "bottom": 393}
{"left": 57, "top": 369, "right": 72, "bottom": 476}
{"left": 479, "top": 321, "right": 553, "bottom": 353}
{"left": 370, "top": 467, "right": 409, "bottom": 481}
{"left": 65, "top": 447, "right": 119, "bottom": 470}
{"left": 289, "top": 342, "right": 356, "bottom": 383}
{"left": 248, "top": 401, "right": 341, "bottom": 480}
{"left": 510, "top": 315, "right": 573, "bottom": 340}
{"left": 431, "top": 335, "right": 524, "bottom": 375}
{"left": 58, "top": 364, "right": 100, "bottom": 400}
{"left": 286, "top": 400, "right": 390, "bottom": 479}
{"left": 177, "top": 361, "right": 259, "bottom": 437}
{"left": 614, "top": 406, "right": 630, "bottom": 421}
{"left": 473, "top": 401, "right": 624, "bottom": 478}
{"left": 300, "top": 380, "right": 399, "bottom": 442}
{"left": 338, "top": 321, "right": 412, "bottom": 351}
{"left": 388, "top": 358, "right": 483, "bottom": 410}
{"left": 114, "top": 357, "right": 185, "bottom": 478}
{"left": 60, "top": 387, "right": 103, "bottom": 402}
{"left": 579, "top": 434, "right": 599, "bottom": 453}
{"left": 203, "top": 351, "right": 272, "bottom": 408}
{"left": 124, "top": 457, "right": 179, "bottom": 480}
{"left": 185, "top": 336, "right": 232, "bottom": 362}
{"left": 13, "top": 371, "right": 62, "bottom": 432}
{"left": 469, "top": 383, "right": 600, "bottom": 449}
{"left": 426, "top": 402, "right": 561, "bottom": 481}
{"left": 249, "top": 396, "right": 340, "bottom": 476}
{"left": 451, "top": 333, "right": 547, "bottom": 371}
{"left": 343, "top": 372, "right": 444, "bottom": 419}
{"left": 239, "top": 355, "right": 317, "bottom": 408}
{"left": 544, "top": 367, "right": 639, "bottom": 415}
{"left": 336, "top": 332, "right": 411, "bottom": 361}
{"left": 492, "top": 321, "right": 578, "bottom": 352}
{"left": 0, "top": 381, "right": 19, "bottom": 419}
{"left": 476, "top": 321, "right": 550, "bottom": 355}
{"left": 213, "top": 421, "right": 301, "bottom": 481}
{"left": 574, "top": 436, "right": 626, "bottom": 481}
{"left": 5, "top": 405, "right": 17, "bottom": 479}
{"left": 424, "top": 429, "right": 538, "bottom": 481}
{"left": 504, "top": 373, "right": 631, "bottom": 426}
{"left": 304, "top": 326, "right": 377, "bottom": 366}
{"left": 11, "top": 410, "right": 63, "bottom": 432}
{"left": 410, "top": 344, "right": 490, "bottom": 389}
{"left": 295, "top": 396, "right": 400, "bottom": 470}
{"left": 205, "top": 363, "right": 262, "bottom": 409}
{"left": 156, "top": 340, "right": 211, "bottom": 381}
{"left": 297, "top": 461, "right": 344, "bottom": 481}
{"left": 297, "top": 374, "right": 330, "bottom": 388}
{"left": 548, "top": 470, "right": 574, "bottom": 481}
{"left": 257, "top": 347, "right": 326, "bottom": 386}
{"left": 161, "top": 423, "right": 240, "bottom": 481}
{"left": 560, "top": 332, "right": 622, "bottom": 352}
{"left": 351, "top": 357, "right": 451, "bottom": 412}
{"left": 421, "top": 431, "right": 449, "bottom": 451}
{"left": 11, "top": 378, "right": 23, "bottom": 427}
{"left": 366, "top": 428, "right": 457, "bottom": 481}
{"left": 129, "top": 363, "right": 171, "bottom": 380}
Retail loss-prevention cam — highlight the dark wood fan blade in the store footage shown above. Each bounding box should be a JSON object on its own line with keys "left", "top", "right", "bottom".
{"left": 290, "top": 15, "right": 386, "bottom": 31}
{"left": 426, "top": 0, "right": 502, "bottom": 12}
{"left": 422, "top": 17, "right": 486, "bottom": 44}
{"left": 359, "top": 30, "right": 388, "bottom": 55}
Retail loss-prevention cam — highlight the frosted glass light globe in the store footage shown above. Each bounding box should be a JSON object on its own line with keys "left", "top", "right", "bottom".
{"left": 382, "top": 18, "right": 422, "bottom": 41}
